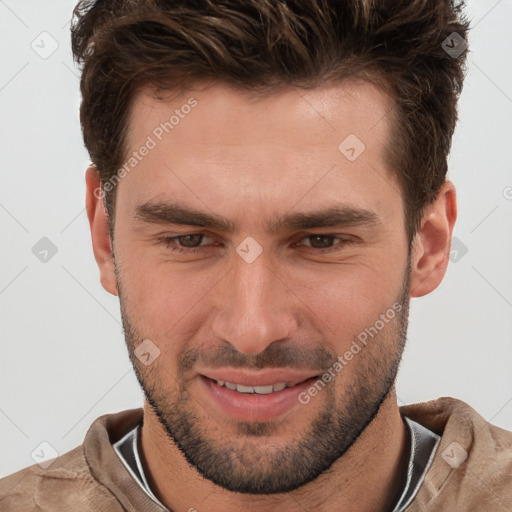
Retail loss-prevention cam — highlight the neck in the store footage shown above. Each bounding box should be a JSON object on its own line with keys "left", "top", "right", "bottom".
{"left": 139, "top": 388, "right": 408, "bottom": 512}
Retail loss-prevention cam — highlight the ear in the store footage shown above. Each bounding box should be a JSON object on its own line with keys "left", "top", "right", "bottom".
{"left": 410, "top": 181, "right": 457, "bottom": 298}
{"left": 85, "top": 166, "right": 118, "bottom": 296}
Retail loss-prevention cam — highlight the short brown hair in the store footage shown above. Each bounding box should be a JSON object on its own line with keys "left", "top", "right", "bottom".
{"left": 71, "top": 0, "right": 469, "bottom": 243}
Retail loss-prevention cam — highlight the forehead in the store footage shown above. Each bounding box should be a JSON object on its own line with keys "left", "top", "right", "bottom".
{"left": 119, "top": 79, "right": 400, "bottom": 229}
{"left": 128, "top": 79, "right": 393, "bottom": 150}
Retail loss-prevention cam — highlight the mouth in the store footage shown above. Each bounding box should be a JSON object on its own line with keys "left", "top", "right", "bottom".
{"left": 197, "top": 371, "right": 322, "bottom": 422}
{"left": 203, "top": 376, "right": 318, "bottom": 395}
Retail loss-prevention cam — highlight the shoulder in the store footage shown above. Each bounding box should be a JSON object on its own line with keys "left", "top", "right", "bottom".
{"left": 401, "top": 396, "right": 512, "bottom": 455}
{"left": 0, "top": 408, "right": 143, "bottom": 511}
{"left": 0, "top": 445, "right": 94, "bottom": 511}
{"left": 402, "top": 397, "right": 512, "bottom": 511}
{"left": 0, "top": 407, "right": 142, "bottom": 512}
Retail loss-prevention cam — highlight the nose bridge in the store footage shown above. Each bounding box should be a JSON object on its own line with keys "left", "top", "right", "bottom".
{"left": 211, "top": 251, "right": 296, "bottom": 354}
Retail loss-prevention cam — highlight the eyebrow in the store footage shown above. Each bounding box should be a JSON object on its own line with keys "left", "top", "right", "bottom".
{"left": 134, "top": 202, "right": 382, "bottom": 232}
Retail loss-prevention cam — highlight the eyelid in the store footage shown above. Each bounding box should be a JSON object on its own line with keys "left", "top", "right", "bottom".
{"left": 294, "top": 233, "right": 355, "bottom": 251}
{"left": 158, "top": 232, "right": 356, "bottom": 255}
{"left": 161, "top": 233, "right": 214, "bottom": 247}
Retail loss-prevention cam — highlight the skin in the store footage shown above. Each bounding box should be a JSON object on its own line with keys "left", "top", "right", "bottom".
{"left": 86, "top": 79, "right": 456, "bottom": 511}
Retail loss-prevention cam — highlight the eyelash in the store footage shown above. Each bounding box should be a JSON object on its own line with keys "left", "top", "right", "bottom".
{"left": 159, "top": 234, "right": 354, "bottom": 254}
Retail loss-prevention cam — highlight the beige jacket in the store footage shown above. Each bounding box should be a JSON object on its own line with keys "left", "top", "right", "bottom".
{"left": 0, "top": 397, "right": 510, "bottom": 511}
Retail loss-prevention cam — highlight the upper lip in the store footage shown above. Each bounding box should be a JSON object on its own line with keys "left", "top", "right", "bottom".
{"left": 200, "top": 369, "right": 319, "bottom": 387}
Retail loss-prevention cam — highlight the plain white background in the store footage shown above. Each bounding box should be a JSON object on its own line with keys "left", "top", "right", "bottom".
{"left": 0, "top": 0, "right": 511, "bottom": 478}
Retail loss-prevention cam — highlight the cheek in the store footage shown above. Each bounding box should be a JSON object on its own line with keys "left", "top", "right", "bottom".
{"left": 119, "top": 253, "right": 220, "bottom": 331}
{"left": 291, "top": 259, "right": 405, "bottom": 348}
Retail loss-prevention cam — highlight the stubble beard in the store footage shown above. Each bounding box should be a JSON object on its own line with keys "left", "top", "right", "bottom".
{"left": 117, "top": 258, "right": 411, "bottom": 494}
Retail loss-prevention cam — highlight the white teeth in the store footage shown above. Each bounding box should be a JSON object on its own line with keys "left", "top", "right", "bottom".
{"left": 236, "top": 384, "right": 254, "bottom": 394}
{"left": 214, "top": 380, "right": 292, "bottom": 394}
{"left": 254, "top": 385, "right": 274, "bottom": 394}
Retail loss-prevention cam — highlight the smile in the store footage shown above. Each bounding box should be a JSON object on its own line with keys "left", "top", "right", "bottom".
{"left": 211, "top": 379, "right": 311, "bottom": 394}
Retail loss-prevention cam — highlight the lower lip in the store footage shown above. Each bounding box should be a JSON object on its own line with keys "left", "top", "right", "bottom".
{"left": 198, "top": 375, "right": 319, "bottom": 423}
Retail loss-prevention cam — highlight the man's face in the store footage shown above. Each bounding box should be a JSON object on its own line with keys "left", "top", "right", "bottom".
{"left": 112, "top": 80, "right": 411, "bottom": 493}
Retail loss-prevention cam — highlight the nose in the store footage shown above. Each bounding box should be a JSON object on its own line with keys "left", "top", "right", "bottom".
{"left": 211, "top": 248, "right": 299, "bottom": 355}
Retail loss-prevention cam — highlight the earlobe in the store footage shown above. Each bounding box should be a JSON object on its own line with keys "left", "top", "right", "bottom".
{"left": 409, "top": 181, "right": 457, "bottom": 298}
{"left": 85, "top": 166, "right": 119, "bottom": 296}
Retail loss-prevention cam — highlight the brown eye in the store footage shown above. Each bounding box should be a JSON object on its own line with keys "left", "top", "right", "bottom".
{"left": 296, "top": 234, "right": 353, "bottom": 253}
{"left": 159, "top": 233, "right": 216, "bottom": 253}
{"left": 176, "top": 234, "right": 204, "bottom": 247}
{"left": 307, "top": 235, "right": 337, "bottom": 249}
